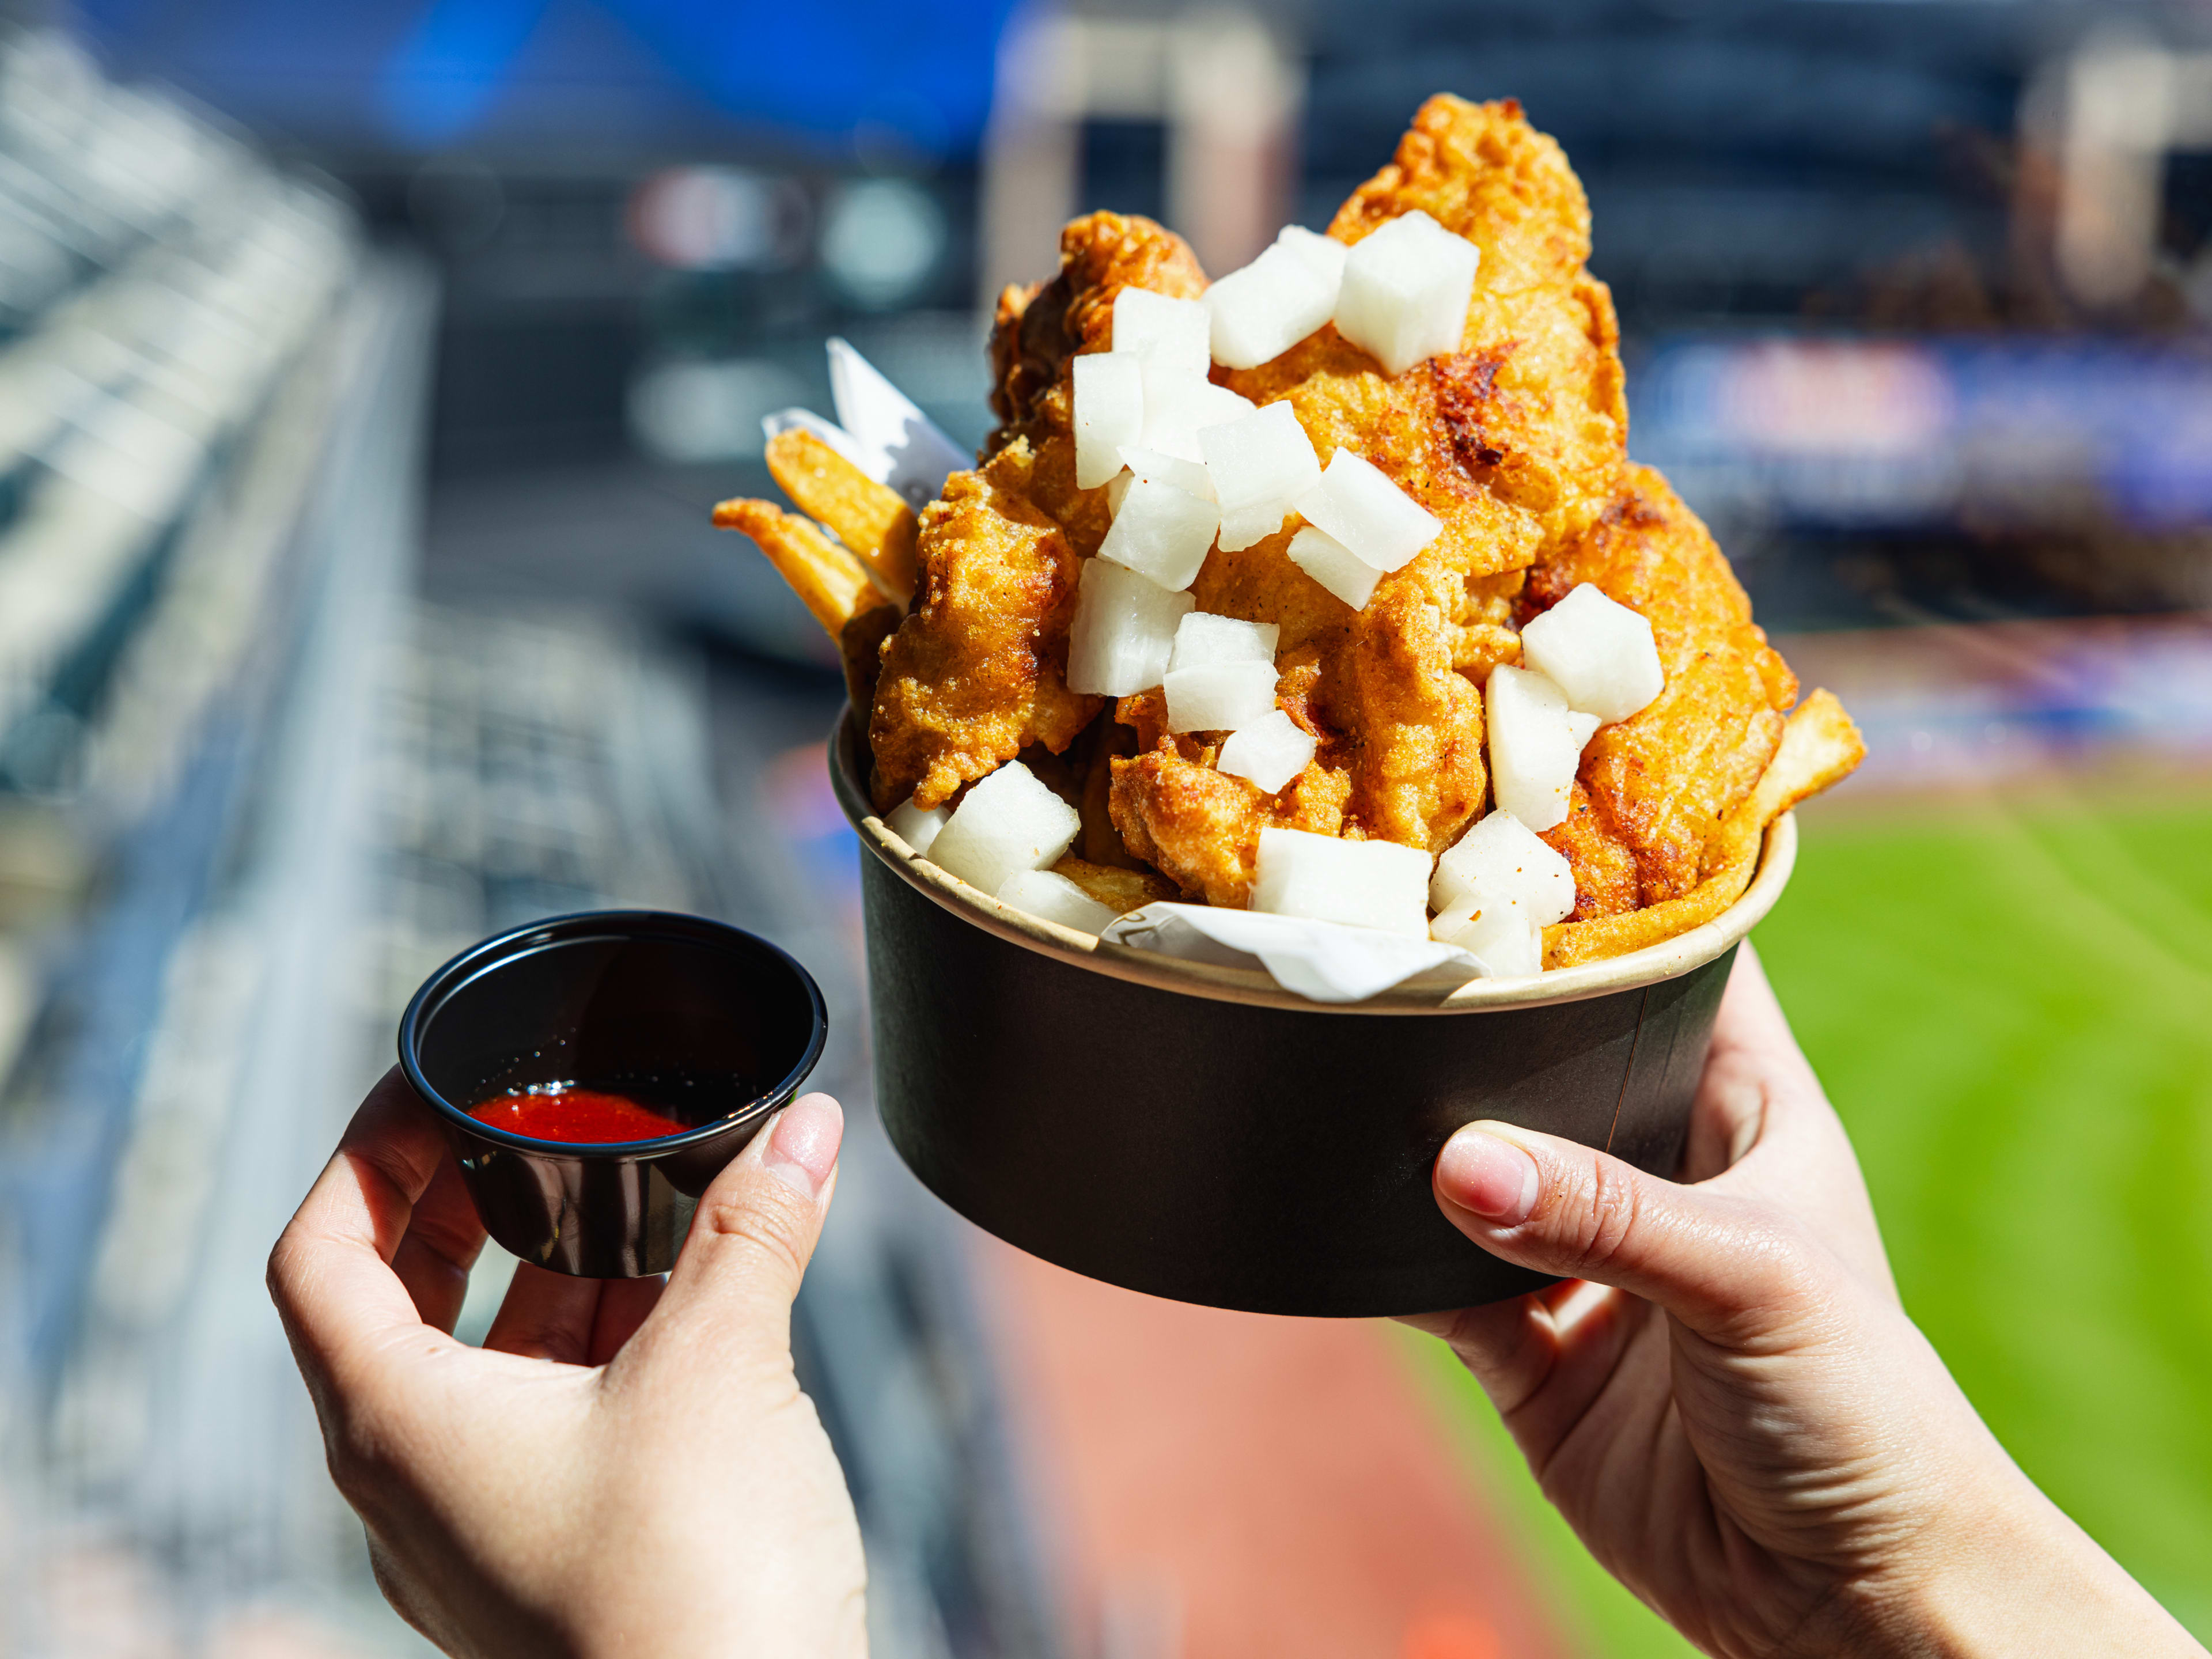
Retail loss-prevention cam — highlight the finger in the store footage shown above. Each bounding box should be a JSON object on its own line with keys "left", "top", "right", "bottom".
{"left": 1681, "top": 948, "right": 1787, "bottom": 1182}
{"left": 389, "top": 1153, "right": 487, "bottom": 1335}
{"left": 1405, "top": 1280, "right": 1649, "bottom": 1474}
{"left": 1698, "top": 944, "right": 1840, "bottom": 1175}
{"left": 1400, "top": 1295, "right": 1561, "bottom": 1416}
{"left": 267, "top": 1070, "right": 462, "bottom": 1404}
{"left": 1499, "top": 1281, "right": 1652, "bottom": 1465}
{"left": 483, "top": 1265, "right": 605, "bottom": 1365}
{"left": 1695, "top": 946, "right": 1898, "bottom": 1299}
{"left": 1434, "top": 1120, "right": 1807, "bottom": 1343}
{"left": 623, "top": 1093, "right": 843, "bottom": 1385}
{"left": 588, "top": 1277, "right": 666, "bottom": 1366}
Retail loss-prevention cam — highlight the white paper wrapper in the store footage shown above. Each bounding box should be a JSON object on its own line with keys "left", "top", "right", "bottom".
{"left": 760, "top": 338, "right": 970, "bottom": 509}
{"left": 1100, "top": 903, "right": 1505, "bottom": 1004}
{"left": 760, "top": 405, "right": 869, "bottom": 469}
{"left": 760, "top": 338, "right": 968, "bottom": 506}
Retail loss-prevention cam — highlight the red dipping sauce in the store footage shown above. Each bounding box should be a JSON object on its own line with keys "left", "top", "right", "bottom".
{"left": 468, "top": 1087, "right": 688, "bottom": 1145}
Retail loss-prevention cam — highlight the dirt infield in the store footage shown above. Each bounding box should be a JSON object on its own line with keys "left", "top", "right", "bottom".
{"left": 975, "top": 1237, "right": 1571, "bottom": 1659}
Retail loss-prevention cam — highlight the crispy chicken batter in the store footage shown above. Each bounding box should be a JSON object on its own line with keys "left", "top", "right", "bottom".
{"left": 830, "top": 94, "right": 1854, "bottom": 960}
{"left": 1531, "top": 467, "right": 1798, "bottom": 916}
{"left": 1110, "top": 95, "right": 1626, "bottom": 899}
{"left": 988, "top": 212, "right": 1211, "bottom": 558}
{"left": 868, "top": 441, "right": 1097, "bottom": 810}
{"left": 1321, "top": 94, "right": 1628, "bottom": 555}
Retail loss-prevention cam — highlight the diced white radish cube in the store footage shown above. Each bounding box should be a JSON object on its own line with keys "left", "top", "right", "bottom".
{"left": 1111, "top": 287, "right": 1211, "bottom": 374}
{"left": 1134, "top": 352, "right": 1196, "bottom": 440}
{"left": 1164, "top": 661, "right": 1278, "bottom": 733}
{"left": 1518, "top": 582, "right": 1666, "bottom": 725}
{"left": 1251, "top": 827, "right": 1432, "bottom": 938}
{"left": 1334, "top": 210, "right": 1480, "bottom": 376}
{"left": 1431, "top": 900, "right": 1543, "bottom": 976}
{"left": 1203, "top": 243, "right": 1336, "bottom": 370}
{"left": 1141, "top": 375, "right": 1257, "bottom": 463}
{"left": 1066, "top": 558, "right": 1195, "bottom": 696}
{"left": 1429, "top": 808, "right": 1575, "bottom": 922}
{"left": 887, "top": 797, "right": 947, "bottom": 856}
{"left": 1170, "top": 612, "right": 1278, "bottom": 672}
{"left": 927, "top": 762, "right": 1081, "bottom": 895}
{"left": 1074, "top": 351, "right": 1145, "bottom": 488}
{"left": 1567, "top": 708, "right": 1600, "bottom": 750}
{"left": 1097, "top": 478, "right": 1220, "bottom": 591}
{"left": 1287, "top": 525, "right": 1380, "bottom": 610}
{"left": 1429, "top": 885, "right": 1477, "bottom": 938}
{"left": 1217, "top": 709, "right": 1315, "bottom": 793}
{"left": 996, "top": 868, "right": 1120, "bottom": 933}
{"left": 1486, "top": 665, "right": 1592, "bottom": 832}
{"left": 1275, "top": 225, "right": 1346, "bottom": 289}
{"left": 1141, "top": 378, "right": 1265, "bottom": 469}
{"left": 1135, "top": 347, "right": 1234, "bottom": 473}
{"left": 1291, "top": 450, "right": 1441, "bottom": 573}
{"left": 1216, "top": 503, "right": 1287, "bottom": 551}
{"left": 1111, "top": 445, "right": 1216, "bottom": 514}
{"left": 1112, "top": 431, "right": 1224, "bottom": 514}
{"left": 1200, "top": 402, "right": 1321, "bottom": 551}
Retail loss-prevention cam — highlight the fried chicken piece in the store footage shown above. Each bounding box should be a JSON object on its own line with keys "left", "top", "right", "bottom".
{"left": 1156, "top": 94, "right": 1615, "bottom": 863}
{"left": 868, "top": 441, "right": 1099, "bottom": 810}
{"left": 991, "top": 210, "right": 1210, "bottom": 442}
{"left": 866, "top": 214, "right": 1207, "bottom": 814}
{"left": 987, "top": 212, "right": 1211, "bottom": 558}
{"left": 1531, "top": 466, "right": 1798, "bottom": 914}
{"left": 1541, "top": 781, "right": 1644, "bottom": 920}
{"left": 1109, "top": 755, "right": 1261, "bottom": 902}
{"left": 1115, "top": 99, "right": 1619, "bottom": 898}
{"left": 1111, "top": 526, "right": 1495, "bottom": 906}
{"left": 1336, "top": 96, "right": 1628, "bottom": 552}
{"left": 1050, "top": 855, "right": 1180, "bottom": 915}
{"left": 1228, "top": 94, "right": 1628, "bottom": 569}
{"left": 1546, "top": 690, "right": 1862, "bottom": 969}
{"left": 1111, "top": 747, "right": 1351, "bottom": 908}
{"left": 1106, "top": 97, "right": 1624, "bottom": 896}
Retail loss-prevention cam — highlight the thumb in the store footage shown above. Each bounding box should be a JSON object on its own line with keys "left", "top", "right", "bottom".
{"left": 1434, "top": 1120, "right": 1803, "bottom": 1340}
{"left": 634, "top": 1092, "right": 844, "bottom": 1374}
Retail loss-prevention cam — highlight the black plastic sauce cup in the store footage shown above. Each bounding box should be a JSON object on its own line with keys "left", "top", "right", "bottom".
{"left": 399, "top": 911, "right": 827, "bottom": 1278}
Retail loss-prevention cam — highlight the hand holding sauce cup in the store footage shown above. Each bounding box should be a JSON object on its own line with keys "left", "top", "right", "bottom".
{"left": 399, "top": 911, "right": 827, "bottom": 1278}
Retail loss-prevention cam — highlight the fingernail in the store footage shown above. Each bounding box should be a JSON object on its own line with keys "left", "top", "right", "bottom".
{"left": 1438, "top": 1128, "right": 1539, "bottom": 1225}
{"left": 763, "top": 1093, "right": 843, "bottom": 1200}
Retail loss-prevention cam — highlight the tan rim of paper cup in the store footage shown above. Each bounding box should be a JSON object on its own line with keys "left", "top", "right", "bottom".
{"left": 831, "top": 709, "right": 1796, "bottom": 1015}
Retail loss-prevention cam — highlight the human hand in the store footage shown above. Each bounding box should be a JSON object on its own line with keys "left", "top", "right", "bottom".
{"left": 1411, "top": 946, "right": 2201, "bottom": 1659}
{"left": 268, "top": 1071, "right": 866, "bottom": 1659}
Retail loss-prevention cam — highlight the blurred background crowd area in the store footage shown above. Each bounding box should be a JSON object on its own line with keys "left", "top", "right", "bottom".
{"left": 0, "top": 2, "right": 2207, "bottom": 1657}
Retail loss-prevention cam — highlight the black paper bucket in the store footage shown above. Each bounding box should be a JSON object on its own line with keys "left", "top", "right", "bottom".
{"left": 830, "top": 712, "right": 1794, "bottom": 1317}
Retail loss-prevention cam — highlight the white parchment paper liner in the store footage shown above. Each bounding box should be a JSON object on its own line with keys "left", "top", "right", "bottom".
{"left": 1100, "top": 903, "right": 1501, "bottom": 1003}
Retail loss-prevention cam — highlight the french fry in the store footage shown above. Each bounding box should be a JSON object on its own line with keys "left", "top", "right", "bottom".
{"left": 1543, "top": 690, "right": 1865, "bottom": 969}
{"left": 765, "top": 429, "right": 920, "bottom": 603}
{"left": 711, "top": 498, "right": 878, "bottom": 638}
{"left": 1741, "top": 688, "right": 1864, "bottom": 835}
{"left": 840, "top": 602, "right": 902, "bottom": 715}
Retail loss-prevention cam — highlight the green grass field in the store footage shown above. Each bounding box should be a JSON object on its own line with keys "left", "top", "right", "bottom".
{"left": 1402, "top": 786, "right": 2212, "bottom": 1655}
